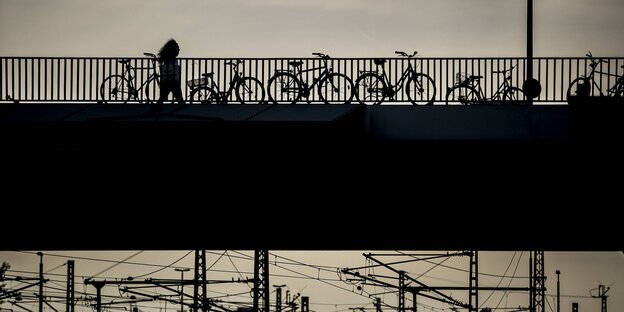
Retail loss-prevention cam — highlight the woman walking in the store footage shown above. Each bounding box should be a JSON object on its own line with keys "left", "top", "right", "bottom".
{"left": 156, "top": 39, "right": 185, "bottom": 106}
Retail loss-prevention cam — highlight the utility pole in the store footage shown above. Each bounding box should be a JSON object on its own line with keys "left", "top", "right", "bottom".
{"left": 38, "top": 252, "right": 43, "bottom": 312}
{"left": 301, "top": 297, "right": 309, "bottom": 312}
{"left": 555, "top": 271, "right": 560, "bottom": 312}
{"left": 469, "top": 251, "right": 478, "bottom": 312}
{"left": 375, "top": 298, "right": 382, "bottom": 312}
{"left": 590, "top": 284, "right": 610, "bottom": 312}
{"left": 93, "top": 281, "right": 104, "bottom": 312}
{"left": 175, "top": 268, "right": 190, "bottom": 312}
{"left": 66, "top": 260, "right": 74, "bottom": 312}
{"left": 527, "top": 0, "right": 533, "bottom": 106}
{"left": 398, "top": 272, "right": 406, "bottom": 312}
{"left": 253, "top": 250, "right": 269, "bottom": 312}
{"left": 274, "top": 285, "right": 285, "bottom": 312}
{"left": 530, "top": 251, "right": 545, "bottom": 312}
{"left": 194, "top": 250, "right": 207, "bottom": 312}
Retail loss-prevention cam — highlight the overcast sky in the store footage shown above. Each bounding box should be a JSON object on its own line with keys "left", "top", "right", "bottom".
{"left": 1, "top": 251, "right": 622, "bottom": 312}
{"left": 1, "top": 0, "right": 623, "bottom": 58}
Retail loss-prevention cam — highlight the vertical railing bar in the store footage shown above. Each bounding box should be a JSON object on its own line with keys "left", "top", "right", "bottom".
{"left": 95, "top": 59, "right": 100, "bottom": 102}
{"left": 36, "top": 58, "right": 41, "bottom": 101}
{"left": 19, "top": 58, "right": 22, "bottom": 101}
{"left": 11, "top": 58, "right": 15, "bottom": 101}
{"left": 536, "top": 59, "right": 541, "bottom": 101}
{"left": 88, "top": 59, "right": 92, "bottom": 101}
{"left": 1, "top": 58, "right": 4, "bottom": 101}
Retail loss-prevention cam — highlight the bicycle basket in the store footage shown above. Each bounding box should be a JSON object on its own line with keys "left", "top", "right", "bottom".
{"left": 186, "top": 77, "right": 209, "bottom": 88}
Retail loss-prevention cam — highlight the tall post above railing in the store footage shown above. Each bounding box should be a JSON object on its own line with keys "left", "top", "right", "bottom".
{"left": 527, "top": 0, "right": 534, "bottom": 106}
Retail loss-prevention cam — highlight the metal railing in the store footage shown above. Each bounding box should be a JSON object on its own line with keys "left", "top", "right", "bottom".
{"left": 1, "top": 56, "right": 623, "bottom": 103}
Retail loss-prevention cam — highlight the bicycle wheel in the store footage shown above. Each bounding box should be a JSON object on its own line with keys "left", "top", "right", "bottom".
{"left": 236, "top": 77, "right": 266, "bottom": 104}
{"left": 267, "top": 72, "right": 302, "bottom": 104}
{"left": 406, "top": 73, "right": 436, "bottom": 105}
{"left": 318, "top": 73, "right": 354, "bottom": 104}
{"left": 144, "top": 77, "right": 161, "bottom": 104}
{"left": 100, "top": 75, "right": 131, "bottom": 104}
{"left": 445, "top": 85, "right": 480, "bottom": 105}
{"left": 503, "top": 87, "right": 525, "bottom": 105}
{"left": 189, "top": 86, "right": 219, "bottom": 104}
{"left": 567, "top": 77, "right": 600, "bottom": 100}
{"left": 354, "top": 73, "right": 386, "bottom": 105}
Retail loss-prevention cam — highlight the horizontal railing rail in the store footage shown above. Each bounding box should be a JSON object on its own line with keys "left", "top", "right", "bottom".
{"left": 1, "top": 56, "right": 623, "bottom": 104}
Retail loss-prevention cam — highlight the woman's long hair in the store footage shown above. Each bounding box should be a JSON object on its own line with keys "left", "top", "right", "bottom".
{"left": 158, "top": 39, "right": 179, "bottom": 62}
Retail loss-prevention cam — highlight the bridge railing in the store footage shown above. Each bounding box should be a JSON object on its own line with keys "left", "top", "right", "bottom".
{"left": 1, "top": 56, "right": 623, "bottom": 103}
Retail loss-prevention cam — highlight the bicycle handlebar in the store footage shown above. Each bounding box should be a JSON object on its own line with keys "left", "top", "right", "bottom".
{"left": 492, "top": 65, "right": 516, "bottom": 74}
{"left": 313, "top": 52, "right": 330, "bottom": 59}
{"left": 395, "top": 51, "right": 418, "bottom": 58}
{"left": 225, "top": 60, "right": 244, "bottom": 66}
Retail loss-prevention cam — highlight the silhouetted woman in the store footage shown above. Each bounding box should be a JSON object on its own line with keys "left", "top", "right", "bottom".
{"left": 157, "top": 39, "right": 185, "bottom": 105}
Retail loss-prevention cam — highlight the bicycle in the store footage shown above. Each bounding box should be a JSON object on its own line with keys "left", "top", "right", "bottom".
{"left": 567, "top": 51, "right": 624, "bottom": 99}
{"left": 354, "top": 51, "right": 436, "bottom": 105}
{"left": 187, "top": 60, "right": 265, "bottom": 104}
{"left": 445, "top": 65, "right": 524, "bottom": 105}
{"left": 99, "top": 53, "right": 167, "bottom": 104}
{"left": 267, "top": 53, "right": 354, "bottom": 104}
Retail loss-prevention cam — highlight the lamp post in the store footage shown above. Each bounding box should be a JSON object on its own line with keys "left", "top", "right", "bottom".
{"left": 556, "top": 270, "right": 560, "bottom": 312}
{"left": 175, "top": 268, "right": 191, "bottom": 312}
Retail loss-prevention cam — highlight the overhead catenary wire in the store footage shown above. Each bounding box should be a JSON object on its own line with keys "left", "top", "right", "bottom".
{"left": 492, "top": 252, "right": 524, "bottom": 311}
{"left": 480, "top": 252, "right": 518, "bottom": 308}
{"left": 395, "top": 251, "right": 530, "bottom": 279}
{"left": 132, "top": 251, "right": 193, "bottom": 278}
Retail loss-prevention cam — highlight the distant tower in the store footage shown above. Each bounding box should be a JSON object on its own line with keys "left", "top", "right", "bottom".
{"left": 301, "top": 297, "right": 309, "bottom": 312}
{"left": 531, "top": 251, "right": 545, "bottom": 312}
{"left": 591, "top": 284, "right": 609, "bottom": 312}
{"left": 194, "top": 250, "right": 208, "bottom": 312}
{"left": 398, "top": 272, "right": 406, "bottom": 312}
{"left": 469, "top": 251, "right": 478, "bottom": 312}
{"left": 254, "top": 250, "right": 270, "bottom": 312}
{"left": 66, "top": 260, "right": 75, "bottom": 312}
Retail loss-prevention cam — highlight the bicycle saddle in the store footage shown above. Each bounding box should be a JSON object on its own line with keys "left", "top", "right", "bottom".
{"left": 289, "top": 61, "right": 303, "bottom": 67}
{"left": 202, "top": 73, "right": 214, "bottom": 78}
{"left": 470, "top": 75, "right": 483, "bottom": 80}
{"left": 374, "top": 59, "right": 387, "bottom": 66}
{"left": 117, "top": 59, "right": 131, "bottom": 64}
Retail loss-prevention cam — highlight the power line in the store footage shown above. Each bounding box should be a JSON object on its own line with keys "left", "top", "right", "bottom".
{"left": 16, "top": 251, "right": 189, "bottom": 271}
{"left": 480, "top": 252, "right": 517, "bottom": 308}
{"left": 133, "top": 251, "right": 193, "bottom": 278}
{"left": 395, "top": 251, "right": 530, "bottom": 279}
{"left": 493, "top": 252, "right": 524, "bottom": 311}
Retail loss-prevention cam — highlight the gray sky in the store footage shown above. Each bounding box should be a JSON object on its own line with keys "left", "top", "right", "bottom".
{"left": 0, "top": 0, "right": 623, "bottom": 58}
{"left": 1, "top": 251, "right": 622, "bottom": 312}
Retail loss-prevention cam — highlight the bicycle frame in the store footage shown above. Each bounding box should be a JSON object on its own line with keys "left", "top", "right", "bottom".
{"left": 291, "top": 59, "right": 333, "bottom": 93}
{"left": 377, "top": 61, "right": 417, "bottom": 95}
{"left": 464, "top": 73, "right": 514, "bottom": 101}
{"left": 121, "top": 59, "right": 160, "bottom": 101}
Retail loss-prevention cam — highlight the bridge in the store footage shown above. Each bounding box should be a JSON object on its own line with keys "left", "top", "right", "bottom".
{"left": 1, "top": 56, "right": 622, "bottom": 199}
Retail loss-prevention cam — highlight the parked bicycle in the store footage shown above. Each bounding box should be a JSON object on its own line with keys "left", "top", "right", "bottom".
{"left": 354, "top": 51, "right": 435, "bottom": 105}
{"left": 445, "top": 65, "right": 524, "bottom": 105}
{"left": 267, "top": 53, "right": 354, "bottom": 104}
{"left": 99, "top": 53, "right": 165, "bottom": 104}
{"left": 567, "top": 51, "right": 624, "bottom": 99}
{"left": 187, "top": 60, "right": 265, "bottom": 104}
